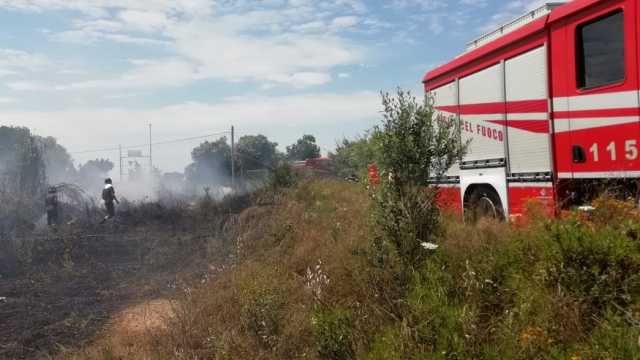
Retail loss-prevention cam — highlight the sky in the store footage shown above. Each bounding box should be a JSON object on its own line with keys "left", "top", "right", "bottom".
{"left": 0, "top": 0, "right": 565, "bottom": 173}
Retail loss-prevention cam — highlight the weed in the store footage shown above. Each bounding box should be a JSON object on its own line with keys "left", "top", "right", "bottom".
{"left": 270, "top": 162, "right": 298, "bottom": 189}
{"left": 312, "top": 307, "right": 355, "bottom": 360}
{"left": 545, "top": 219, "right": 640, "bottom": 313}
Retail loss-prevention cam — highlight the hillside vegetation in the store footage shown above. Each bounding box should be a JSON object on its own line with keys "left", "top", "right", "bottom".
{"left": 65, "top": 180, "right": 640, "bottom": 360}
{"left": 65, "top": 89, "right": 640, "bottom": 360}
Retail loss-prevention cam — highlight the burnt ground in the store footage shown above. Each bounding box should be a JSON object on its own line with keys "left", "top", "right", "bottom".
{"left": 0, "top": 220, "right": 227, "bottom": 360}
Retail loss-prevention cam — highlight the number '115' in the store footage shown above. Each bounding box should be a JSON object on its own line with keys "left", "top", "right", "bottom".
{"left": 589, "top": 140, "right": 639, "bottom": 162}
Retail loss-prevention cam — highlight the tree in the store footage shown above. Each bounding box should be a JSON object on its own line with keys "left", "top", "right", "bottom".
{"left": 78, "top": 159, "right": 114, "bottom": 177}
{"left": 77, "top": 158, "right": 114, "bottom": 190}
{"left": 329, "top": 131, "right": 383, "bottom": 179}
{"left": 0, "top": 126, "right": 32, "bottom": 176}
{"left": 185, "top": 137, "right": 232, "bottom": 187}
{"left": 38, "top": 136, "right": 76, "bottom": 184}
{"left": 237, "top": 135, "right": 279, "bottom": 171}
{"left": 0, "top": 126, "right": 47, "bottom": 194}
{"left": 373, "top": 89, "right": 466, "bottom": 269}
{"left": 0, "top": 127, "right": 48, "bottom": 237}
{"left": 0, "top": 127, "right": 77, "bottom": 188}
{"left": 286, "top": 134, "right": 321, "bottom": 161}
{"left": 16, "top": 135, "right": 46, "bottom": 195}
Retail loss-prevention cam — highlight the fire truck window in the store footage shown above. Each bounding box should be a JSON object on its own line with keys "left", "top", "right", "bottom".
{"left": 576, "top": 10, "right": 624, "bottom": 89}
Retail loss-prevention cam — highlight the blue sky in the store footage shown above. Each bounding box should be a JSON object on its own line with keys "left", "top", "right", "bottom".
{"left": 0, "top": 0, "right": 561, "bottom": 172}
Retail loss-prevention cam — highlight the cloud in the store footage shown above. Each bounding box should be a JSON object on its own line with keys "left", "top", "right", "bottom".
{"left": 7, "top": 58, "right": 196, "bottom": 91}
{"left": 168, "top": 19, "right": 361, "bottom": 87}
{"left": 459, "top": 0, "right": 488, "bottom": 7}
{"left": 6, "top": 0, "right": 366, "bottom": 90}
{"left": 52, "top": 17, "right": 169, "bottom": 45}
{"left": 0, "top": 69, "right": 18, "bottom": 77}
{"left": 0, "top": 48, "right": 50, "bottom": 75}
{"left": 118, "top": 10, "right": 170, "bottom": 33}
{"left": 6, "top": 81, "right": 52, "bottom": 91}
{"left": 0, "top": 0, "right": 212, "bottom": 18}
{"left": 330, "top": 16, "right": 360, "bottom": 30}
{"left": 67, "top": 58, "right": 196, "bottom": 89}
{"left": 479, "top": 0, "right": 569, "bottom": 34}
{"left": 54, "top": 30, "right": 168, "bottom": 45}
{"left": 0, "top": 97, "right": 17, "bottom": 103}
{"left": 389, "top": 0, "right": 448, "bottom": 10}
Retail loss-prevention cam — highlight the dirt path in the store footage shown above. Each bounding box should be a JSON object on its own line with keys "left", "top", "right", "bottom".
{"left": 56, "top": 298, "right": 174, "bottom": 360}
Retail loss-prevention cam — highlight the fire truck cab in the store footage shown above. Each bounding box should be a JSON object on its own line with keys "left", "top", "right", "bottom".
{"left": 424, "top": 0, "right": 640, "bottom": 220}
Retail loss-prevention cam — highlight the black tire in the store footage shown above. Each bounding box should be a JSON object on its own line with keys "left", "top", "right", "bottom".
{"left": 465, "top": 186, "right": 505, "bottom": 223}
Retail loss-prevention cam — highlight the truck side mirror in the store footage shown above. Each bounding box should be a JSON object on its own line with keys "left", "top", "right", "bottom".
{"left": 572, "top": 145, "right": 586, "bottom": 163}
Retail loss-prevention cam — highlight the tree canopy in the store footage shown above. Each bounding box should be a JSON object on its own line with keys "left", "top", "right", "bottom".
{"left": 329, "top": 132, "right": 383, "bottom": 179}
{"left": 237, "top": 135, "right": 279, "bottom": 171}
{"left": 185, "top": 137, "right": 232, "bottom": 186}
{"left": 78, "top": 159, "right": 114, "bottom": 176}
{"left": 185, "top": 134, "right": 281, "bottom": 188}
{"left": 77, "top": 158, "right": 115, "bottom": 189}
{"left": 286, "top": 134, "right": 321, "bottom": 161}
{"left": 39, "top": 136, "right": 76, "bottom": 184}
{"left": 0, "top": 126, "right": 74, "bottom": 193}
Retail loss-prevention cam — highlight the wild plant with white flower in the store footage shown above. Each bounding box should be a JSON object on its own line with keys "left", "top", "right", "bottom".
{"left": 306, "top": 259, "right": 330, "bottom": 301}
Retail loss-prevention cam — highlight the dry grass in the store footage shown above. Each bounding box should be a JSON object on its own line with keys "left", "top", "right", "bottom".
{"left": 57, "top": 299, "right": 174, "bottom": 360}
{"left": 60, "top": 181, "right": 640, "bottom": 360}
{"left": 149, "top": 180, "right": 374, "bottom": 359}
{"left": 56, "top": 180, "right": 372, "bottom": 359}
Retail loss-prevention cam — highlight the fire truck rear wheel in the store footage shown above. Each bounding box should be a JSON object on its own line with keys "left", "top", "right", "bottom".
{"left": 465, "top": 186, "right": 505, "bottom": 223}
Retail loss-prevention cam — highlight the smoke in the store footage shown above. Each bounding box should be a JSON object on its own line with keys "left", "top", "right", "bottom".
{"left": 0, "top": 126, "right": 270, "bottom": 238}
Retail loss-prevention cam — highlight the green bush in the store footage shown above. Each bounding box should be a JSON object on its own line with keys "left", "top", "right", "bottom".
{"left": 365, "top": 327, "right": 405, "bottom": 360}
{"left": 329, "top": 132, "right": 382, "bottom": 180}
{"left": 374, "top": 185, "right": 442, "bottom": 269}
{"left": 545, "top": 219, "right": 640, "bottom": 312}
{"left": 269, "top": 163, "right": 298, "bottom": 189}
{"left": 408, "top": 264, "right": 469, "bottom": 359}
{"left": 238, "top": 268, "right": 286, "bottom": 350}
{"left": 580, "top": 312, "right": 640, "bottom": 360}
{"left": 313, "top": 307, "right": 355, "bottom": 360}
{"left": 373, "top": 89, "right": 465, "bottom": 270}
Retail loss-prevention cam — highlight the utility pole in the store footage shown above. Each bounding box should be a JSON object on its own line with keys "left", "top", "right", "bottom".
{"left": 149, "top": 124, "right": 153, "bottom": 174}
{"left": 119, "top": 144, "right": 123, "bottom": 182}
{"left": 149, "top": 123, "right": 153, "bottom": 192}
{"left": 231, "top": 125, "right": 235, "bottom": 190}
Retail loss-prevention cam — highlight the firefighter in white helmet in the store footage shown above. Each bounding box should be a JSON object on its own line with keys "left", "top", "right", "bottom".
{"left": 100, "top": 178, "right": 119, "bottom": 224}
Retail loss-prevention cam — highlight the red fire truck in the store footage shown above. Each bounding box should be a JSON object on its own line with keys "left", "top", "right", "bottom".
{"left": 424, "top": 0, "right": 640, "bottom": 220}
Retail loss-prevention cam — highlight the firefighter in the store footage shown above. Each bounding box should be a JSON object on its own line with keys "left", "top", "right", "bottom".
{"left": 45, "top": 186, "right": 59, "bottom": 227}
{"left": 100, "top": 178, "right": 119, "bottom": 224}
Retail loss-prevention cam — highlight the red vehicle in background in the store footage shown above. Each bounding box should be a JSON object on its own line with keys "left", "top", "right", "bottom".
{"left": 291, "top": 157, "right": 333, "bottom": 177}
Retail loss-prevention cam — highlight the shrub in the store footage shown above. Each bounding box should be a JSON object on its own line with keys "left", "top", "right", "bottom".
{"left": 545, "top": 219, "right": 640, "bottom": 313}
{"left": 365, "top": 327, "right": 405, "bottom": 360}
{"left": 580, "top": 311, "right": 640, "bottom": 360}
{"left": 408, "top": 263, "right": 469, "bottom": 358}
{"left": 372, "top": 89, "right": 465, "bottom": 270}
{"left": 238, "top": 267, "right": 287, "bottom": 351}
{"left": 374, "top": 185, "right": 442, "bottom": 268}
{"left": 312, "top": 307, "right": 355, "bottom": 360}
{"left": 329, "top": 132, "right": 383, "bottom": 180}
{"left": 269, "top": 163, "right": 298, "bottom": 189}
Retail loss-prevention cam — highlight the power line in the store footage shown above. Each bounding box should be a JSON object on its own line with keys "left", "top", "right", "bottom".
{"left": 70, "top": 130, "right": 231, "bottom": 155}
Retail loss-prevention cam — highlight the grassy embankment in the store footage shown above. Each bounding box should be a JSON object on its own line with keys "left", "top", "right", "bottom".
{"left": 70, "top": 180, "right": 640, "bottom": 359}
